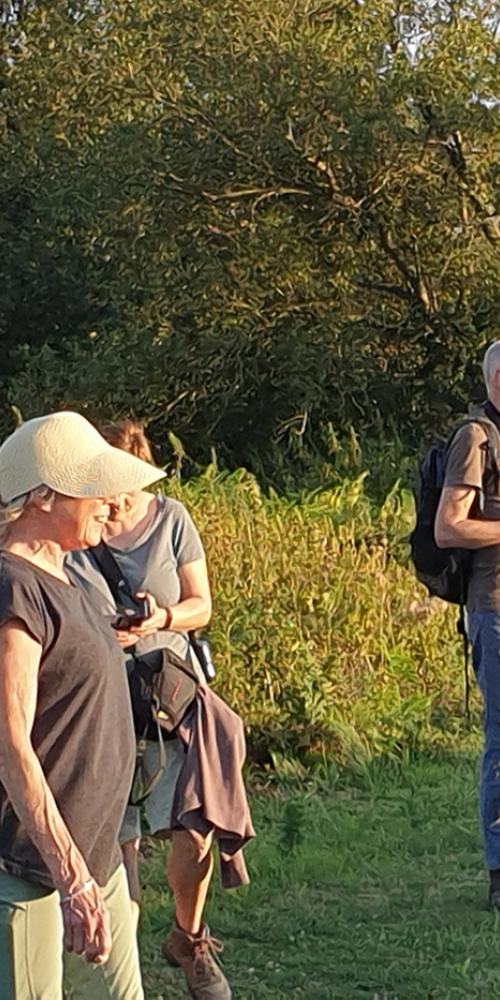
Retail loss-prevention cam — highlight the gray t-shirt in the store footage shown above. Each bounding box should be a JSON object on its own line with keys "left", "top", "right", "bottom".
{"left": 0, "top": 552, "right": 135, "bottom": 888}
{"left": 66, "top": 495, "right": 205, "bottom": 662}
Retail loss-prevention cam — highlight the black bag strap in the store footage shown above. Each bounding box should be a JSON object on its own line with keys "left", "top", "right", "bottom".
{"left": 483, "top": 400, "right": 500, "bottom": 434}
{"left": 91, "top": 543, "right": 135, "bottom": 609}
{"left": 90, "top": 542, "right": 168, "bottom": 804}
{"left": 92, "top": 544, "right": 203, "bottom": 653}
{"left": 478, "top": 405, "right": 500, "bottom": 494}
{"left": 129, "top": 715, "right": 167, "bottom": 808}
{"left": 445, "top": 415, "right": 499, "bottom": 467}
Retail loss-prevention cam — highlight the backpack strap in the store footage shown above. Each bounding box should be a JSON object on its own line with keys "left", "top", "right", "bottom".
{"left": 445, "top": 415, "right": 500, "bottom": 513}
{"left": 474, "top": 417, "right": 500, "bottom": 500}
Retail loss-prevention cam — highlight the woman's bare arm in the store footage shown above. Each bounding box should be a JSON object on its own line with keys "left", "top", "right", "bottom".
{"left": 170, "top": 557, "right": 212, "bottom": 629}
{"left": 129, "top": 557, "right": 212, "bottom": 639}
{"left": 0, "top": 622, "right": 111, "bottom": 962}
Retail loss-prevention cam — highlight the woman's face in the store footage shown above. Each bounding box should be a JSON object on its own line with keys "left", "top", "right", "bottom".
{"left": 107, "top": 492, "right": 141, "bottom": 521}
{"left": 50, "top": 494, "right": 113, "bottom": 551}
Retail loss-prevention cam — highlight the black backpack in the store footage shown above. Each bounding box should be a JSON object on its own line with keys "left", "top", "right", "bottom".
{"left": 410, "top": 414, "right": 500, "bottom": 604}
{"left": 410, "top": 409, "right": 500, "bottom": 716}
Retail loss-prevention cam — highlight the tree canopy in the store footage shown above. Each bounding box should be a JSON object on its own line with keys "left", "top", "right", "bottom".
{"left": 1, "top": 1, "right": 499, "bottom": 480}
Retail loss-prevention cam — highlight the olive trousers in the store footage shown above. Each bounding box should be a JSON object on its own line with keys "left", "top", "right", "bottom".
{"left": 0, "top": 864, "right": 143, "bottom": 1000}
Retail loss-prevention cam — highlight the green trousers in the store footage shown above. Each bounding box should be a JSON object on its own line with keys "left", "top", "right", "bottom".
{"left": 0, "top": 864, "right": 143, "bottom": 1000}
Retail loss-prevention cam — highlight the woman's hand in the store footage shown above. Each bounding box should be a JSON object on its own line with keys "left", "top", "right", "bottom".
{"left": 61, "top": 880, "right": 112, "bottom": 965}
{"left": 113, "top": 630, "right": 141, "bottom": 649}
{"left": 111, "top": 595, "right": 166, "bottom": 647}
{"left": 128, "top": 593, "right": 169, "bottom": 639}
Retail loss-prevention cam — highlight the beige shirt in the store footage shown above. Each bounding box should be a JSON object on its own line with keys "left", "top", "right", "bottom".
{"left": 444, "top": 422, "right": 500, "bottom": 611}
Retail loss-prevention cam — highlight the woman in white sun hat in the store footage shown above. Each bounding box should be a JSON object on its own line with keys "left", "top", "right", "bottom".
{"left": 0, "top": 411, "right": 165, "bottom": 1000}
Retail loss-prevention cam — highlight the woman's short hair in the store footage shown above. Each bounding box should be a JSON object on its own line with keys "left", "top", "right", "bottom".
{"left": 99, "top": 419, "right": 153, "bottom": 464}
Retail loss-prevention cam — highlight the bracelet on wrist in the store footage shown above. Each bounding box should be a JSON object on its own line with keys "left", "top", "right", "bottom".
{"left": 60, "top": 878, "right": 94, "bottom": 904}
{"left": 163, "top": 607, "right": 172, "bottom": 629}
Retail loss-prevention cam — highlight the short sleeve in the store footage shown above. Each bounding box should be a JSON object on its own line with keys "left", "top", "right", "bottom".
{"left": 0, "top": 566, "right": 49, "bottom": 648}
{"left": 170, "top": 502, "right": 205, "bottom": 567}
{"left": 444, "top": 423, "right": 488, "bottom": 491}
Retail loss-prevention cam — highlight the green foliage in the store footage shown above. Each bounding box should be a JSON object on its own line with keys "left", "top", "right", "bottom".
{"left": 1, "top": 2, "right": 499, "bottom": 480}
{"left": 162, "top": 466, "right": 480, "bottom": 763}
{"left": 277, "top": 797, "right": 307, "bottom": 854}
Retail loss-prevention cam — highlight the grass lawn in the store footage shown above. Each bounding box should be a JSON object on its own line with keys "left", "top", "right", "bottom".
{"left": 139, "top": 753, "right": 500, "bottom": 1000}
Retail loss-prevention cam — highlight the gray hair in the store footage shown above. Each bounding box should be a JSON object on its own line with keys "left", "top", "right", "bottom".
{"left": 482, "top": 341, "right": 500, "bottom": 390}
{"left": 0, "top": 486, "right": 55, "bottom": 545}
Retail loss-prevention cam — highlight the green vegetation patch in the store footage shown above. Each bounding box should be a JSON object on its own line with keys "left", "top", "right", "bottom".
{"left": 140, "top": 756, "right": 498, "bottom": 1000}
{"left": 165, "top": 470, "right": 481, "bottom": 763}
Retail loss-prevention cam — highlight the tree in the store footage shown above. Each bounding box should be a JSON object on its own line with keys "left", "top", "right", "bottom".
{"left": 1, "top": 1, "right": 499, "bottom": 479}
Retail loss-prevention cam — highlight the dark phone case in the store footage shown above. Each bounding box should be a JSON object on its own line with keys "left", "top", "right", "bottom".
{"left": 111, "top": 597, "right": 150, "bottom": 630}
{"left": 112, "top": 614, "right": 145, "bottom": 630}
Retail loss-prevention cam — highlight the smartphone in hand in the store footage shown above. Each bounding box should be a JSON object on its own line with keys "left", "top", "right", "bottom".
{"left": 110, "top": 597, "right": 150, "bottom": 631}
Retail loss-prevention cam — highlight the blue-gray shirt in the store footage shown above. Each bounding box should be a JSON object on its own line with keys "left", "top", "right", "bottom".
{"left": 66, "top": 495, "right": 205, "bottom": 663}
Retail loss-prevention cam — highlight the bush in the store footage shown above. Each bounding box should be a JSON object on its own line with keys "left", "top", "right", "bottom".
{"left": 169, "top": 464, "right": 480, "bottom": 765}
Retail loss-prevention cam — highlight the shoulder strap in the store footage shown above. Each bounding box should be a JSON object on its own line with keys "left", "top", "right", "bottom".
{"left": 445, "top": 415, "right": 487, "bottom": 450}
{"left": 91, "top": 543, "right": 134, "bottom": 609}
{"left": 446, "top": 414, "right": 500, "bottom": 474}
{"left": 471, "top": 416, "right": 500, "bottom": 495}
{"left": 467, "top": 412, "right": 500, "bottom": 437}
{"left": 441, "top": 414, "right": 500, "bottom": 517}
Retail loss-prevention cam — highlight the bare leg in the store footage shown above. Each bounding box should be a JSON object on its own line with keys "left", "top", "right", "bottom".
{"left": 121, "top": 838, "right": 141, "bottom": 931}
{"left": 166, "top": 829, "right": 214, "bottom": 935}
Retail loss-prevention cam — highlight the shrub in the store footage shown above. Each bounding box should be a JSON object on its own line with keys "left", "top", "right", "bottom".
{"left": 169, "top": 466, "right": 480, "bottom": 765}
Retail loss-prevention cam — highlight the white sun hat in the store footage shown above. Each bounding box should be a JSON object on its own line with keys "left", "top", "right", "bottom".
{"left": 0, "top": 411, "right": 166, "bottom": 504}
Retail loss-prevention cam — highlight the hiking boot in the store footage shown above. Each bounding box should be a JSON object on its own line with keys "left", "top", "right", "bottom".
{"left": 162, "top": 923, "right": 232, "bottom": 1000}
{"left": 489, "top": 869, "right": 500, "bottom": 909}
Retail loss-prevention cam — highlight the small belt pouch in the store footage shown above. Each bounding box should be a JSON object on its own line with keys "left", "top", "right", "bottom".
{"left": 152, "top": 647, "right": 199, "bottom": 733}
{"left": 128, "top": 647, "right": 199, "bottom": 806}
{"left": 128, "top": 647, "right": 199, "bottom": 736}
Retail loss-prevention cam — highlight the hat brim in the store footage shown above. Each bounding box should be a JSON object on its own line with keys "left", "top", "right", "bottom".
{"left": 44, "top": 445, "right": 166, "bottom": 499}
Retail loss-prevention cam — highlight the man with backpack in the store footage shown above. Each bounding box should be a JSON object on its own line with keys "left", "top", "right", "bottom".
{"left": 434, "top": 341, "right": 500, "bottom": 907}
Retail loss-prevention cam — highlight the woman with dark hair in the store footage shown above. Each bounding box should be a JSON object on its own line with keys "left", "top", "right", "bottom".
{"left": 67, "top": 420, "right": 236, "bottom": 1000}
